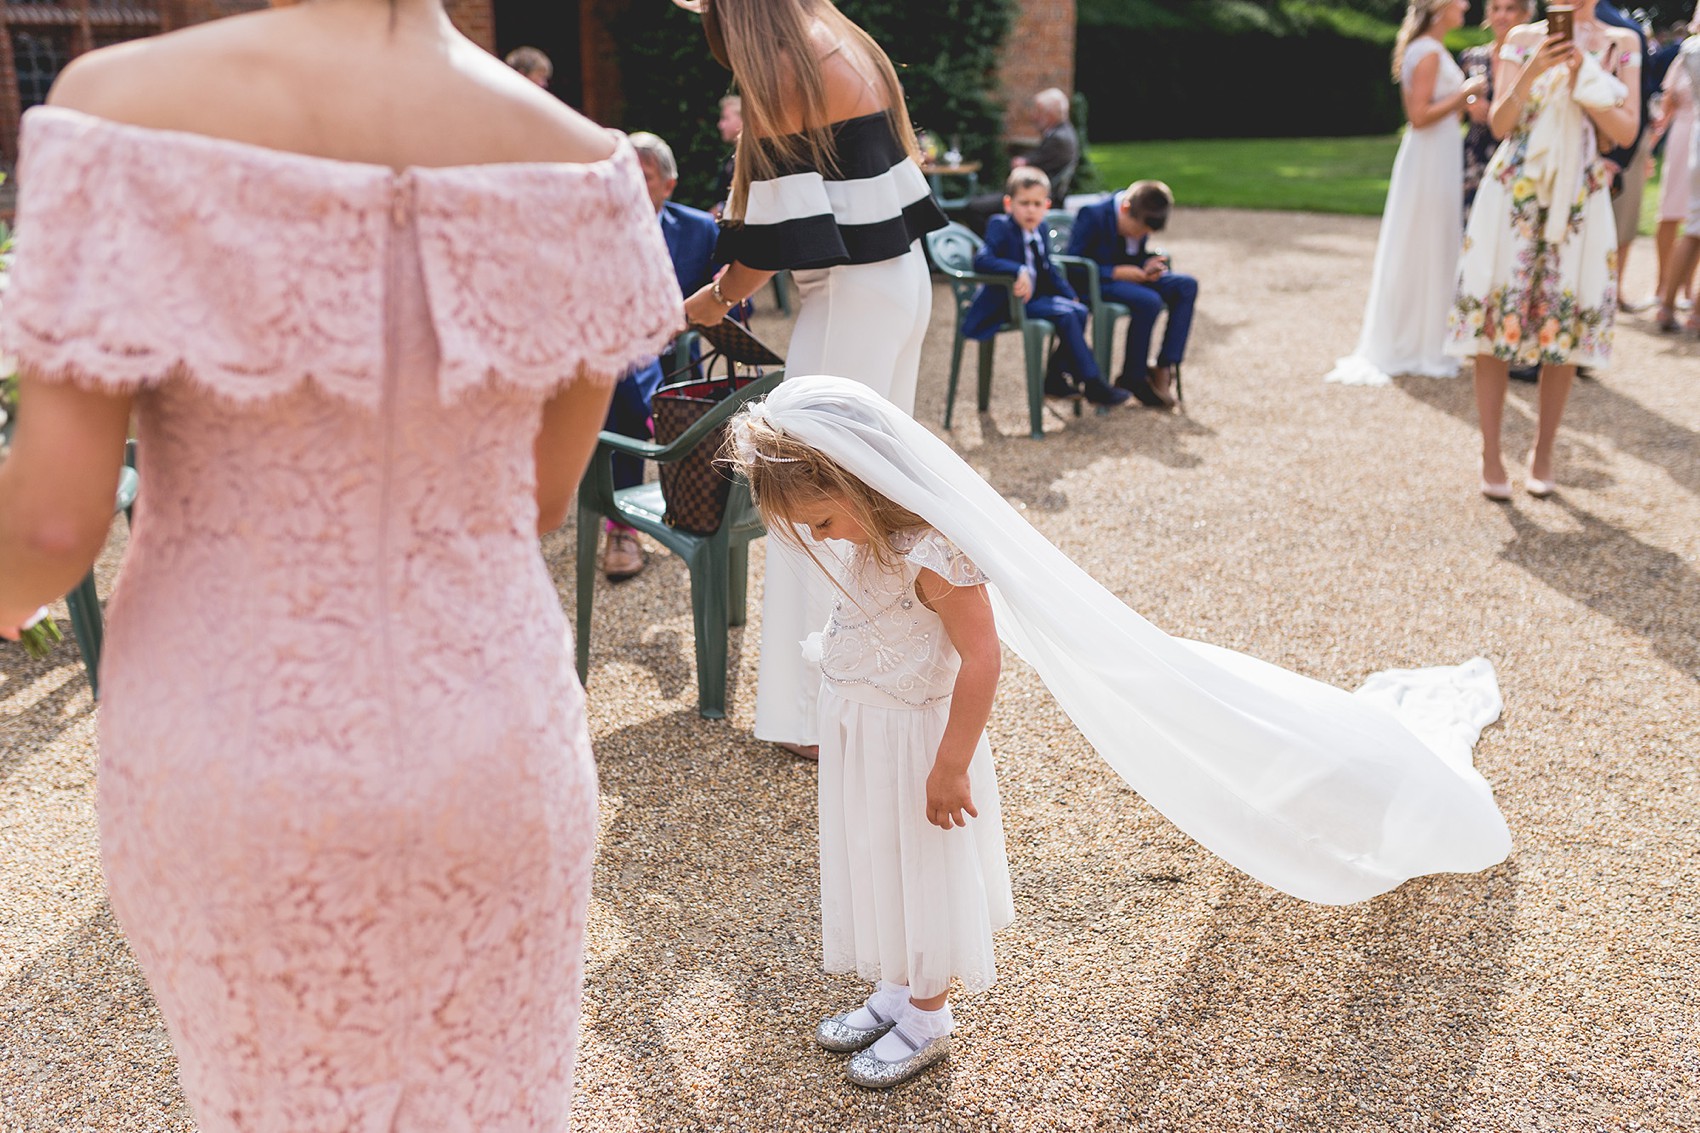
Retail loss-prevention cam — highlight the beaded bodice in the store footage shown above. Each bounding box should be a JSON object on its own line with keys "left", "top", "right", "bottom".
{"left": 810, "top": 528, "right": 988, "bottom": 710}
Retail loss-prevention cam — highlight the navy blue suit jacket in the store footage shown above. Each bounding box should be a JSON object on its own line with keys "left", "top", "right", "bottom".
{"left": 962, "top": 213, "right": 1078, "bottom": 340}
{"left": 625, "top": 201, "right": 722, "bottom": 399}
{"left": 660, "top": 200, "right": 721, "bottom": 296}
{"left": 1068, "top": 194, "right": 1150, "bottom": 285}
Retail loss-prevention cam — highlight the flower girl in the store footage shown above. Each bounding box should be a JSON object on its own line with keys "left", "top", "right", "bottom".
{"left": 726, "top": 376, "right": 1513, "bottom": 1088}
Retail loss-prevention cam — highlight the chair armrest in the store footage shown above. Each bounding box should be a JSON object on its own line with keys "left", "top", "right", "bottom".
{"left": 594, "top": 431, "right": 667, "bottom": 460}
{"left": 941, "top": 269, "right": 1031, "bottom": 326}
{"left": 1054, "top": 254, "right": 1103, "bottom": 308}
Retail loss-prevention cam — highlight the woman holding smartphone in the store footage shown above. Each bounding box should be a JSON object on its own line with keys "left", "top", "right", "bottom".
{"left": 1447, "top": 1, "right": 1640, "bottom": 499}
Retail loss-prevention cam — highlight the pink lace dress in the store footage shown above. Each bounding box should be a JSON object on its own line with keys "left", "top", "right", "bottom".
{"left": 0, "top": 106, "right": 681, "bottom": 1131}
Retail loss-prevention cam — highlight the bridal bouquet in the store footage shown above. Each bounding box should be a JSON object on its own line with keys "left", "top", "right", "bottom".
{"left": 17, "top": 608, "right": 62, "bottom": 659}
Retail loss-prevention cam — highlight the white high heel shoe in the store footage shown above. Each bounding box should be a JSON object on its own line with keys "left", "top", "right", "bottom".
{"left": 1525, "top": 457, "right": 1556, "bottom": 499}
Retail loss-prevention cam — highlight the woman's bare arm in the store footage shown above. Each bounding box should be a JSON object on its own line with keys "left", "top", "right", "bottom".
{"left": 1581, "top": 30, "right": 1641, "bottom": 150}
{"left": 534, "top": 375, "right": 617, "bottom": 535}
{"left": 0, "top": 378, "right": 133, "bottom": 629}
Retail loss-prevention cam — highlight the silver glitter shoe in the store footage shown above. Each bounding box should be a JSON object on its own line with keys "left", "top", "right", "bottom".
{"left": 845, "top": 1026, "right": 952, "bottom": 1088}
{"left": 815, "top": 1004, "right": 897, "bottom": 1052}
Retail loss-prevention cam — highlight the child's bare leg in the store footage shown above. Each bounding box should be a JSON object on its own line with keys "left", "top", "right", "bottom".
{"left": 910, "top": 989, "right": 948, "bottom": 1012}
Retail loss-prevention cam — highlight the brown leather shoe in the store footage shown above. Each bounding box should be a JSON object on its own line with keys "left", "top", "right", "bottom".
{"left": 601, "top": 530, "right": 646, "bottom": 581}
{"left": 1149, "top": 365, "right": 1179, "bottom": 409}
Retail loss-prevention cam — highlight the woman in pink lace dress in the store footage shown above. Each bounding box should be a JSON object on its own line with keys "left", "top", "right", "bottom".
{"left": 0, "top": 3, "right": 680, "bottom": 1129}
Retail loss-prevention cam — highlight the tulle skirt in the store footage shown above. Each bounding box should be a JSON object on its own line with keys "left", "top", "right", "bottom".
{"left": 816, "top": 685, "right": 1014, "bottom": 1000}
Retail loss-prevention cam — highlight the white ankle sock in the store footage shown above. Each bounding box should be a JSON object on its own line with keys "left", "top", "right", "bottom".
{"left": 869, "top": 1000, "right": 953, "bottom": 1062}
{"left": 842, "top": 980, "right": 909, "bottom": 1030}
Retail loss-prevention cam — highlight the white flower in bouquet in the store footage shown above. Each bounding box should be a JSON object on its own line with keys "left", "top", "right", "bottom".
{"left": 18, "top": 607, "right": 62, "bottom": 659}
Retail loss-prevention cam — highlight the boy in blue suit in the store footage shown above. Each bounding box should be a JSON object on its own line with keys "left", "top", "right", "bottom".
{"left": 602, "top": 132, "right": 730, "bottom": 579}
{"left": 1067, "top": 180, "right": 1197, "bottom": 408}
{"left": 963, "top": 169, "right": 1131, "bottom": 408}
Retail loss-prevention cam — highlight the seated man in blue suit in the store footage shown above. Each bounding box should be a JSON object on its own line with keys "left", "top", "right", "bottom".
{"left": 1068, "top": 180, "right": 1197, "bottom": 409}
{"left": 602, "top": 132, "right": 725, "bottom": 580}
{"left": 962, "top": 169, "right": 1131, "bottom": 409}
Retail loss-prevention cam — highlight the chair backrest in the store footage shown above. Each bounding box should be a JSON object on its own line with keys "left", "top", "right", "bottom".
{"left": 1043, "top": 210, "right": 1074, "bottom": 257}
{"left": 924, "top": 222, "right": 982, "bottom": 280}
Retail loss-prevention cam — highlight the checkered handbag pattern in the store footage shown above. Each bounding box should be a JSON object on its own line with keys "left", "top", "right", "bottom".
{"left": 652, "top": 374, "right": 759, "bottom": 535}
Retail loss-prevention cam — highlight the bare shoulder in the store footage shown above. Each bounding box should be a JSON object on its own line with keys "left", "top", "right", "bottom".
{"left": 46, "top": 14, "right": 261, "bottom": 120}
{"left": 47, "top": 10, "right": 613, "bottom": 167}
{"left": 440, "top": 39, "right": 615, "bottom": 164}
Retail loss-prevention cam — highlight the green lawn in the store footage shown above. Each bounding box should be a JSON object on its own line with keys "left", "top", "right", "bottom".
{"left": 1090, "top": 135, "right": 1665, "bottom": 233}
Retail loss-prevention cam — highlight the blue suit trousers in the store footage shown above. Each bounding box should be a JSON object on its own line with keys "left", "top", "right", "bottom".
{"left": 1025, "top": 294, "right": 1101, "bottom": 383}
{"left": 1104, "top": 273, "right": 1197, "bottom": 380}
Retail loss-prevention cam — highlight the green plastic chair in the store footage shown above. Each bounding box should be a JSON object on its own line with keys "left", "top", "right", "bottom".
{"left": 1045, "top": 207, "right": 1184, "bottom": 405}
{"left": 1043, "top": 208, "right": 1132, "bottom": 384}
{"left": 574, "top": 369, "right": 783, "bottom": 720}
{"left": 65, "top": 441, "right": 138, "bottom": 700}
{"left": 925, "top": 221, "right": 1072, "bottom": 441}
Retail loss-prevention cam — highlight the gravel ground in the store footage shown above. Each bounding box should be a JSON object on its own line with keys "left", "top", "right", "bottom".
{"left": 1, "top": 207, "right": 1696, "bottom": 1133}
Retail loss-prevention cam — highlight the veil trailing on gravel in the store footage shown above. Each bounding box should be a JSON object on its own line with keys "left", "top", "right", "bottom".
{"left": 740, "top": 376, "right": 1511, "bottom": 905}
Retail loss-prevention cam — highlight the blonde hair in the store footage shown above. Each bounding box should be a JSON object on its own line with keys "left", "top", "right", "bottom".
{"left": 721, "top": 411, "right": 925, "bottom": 575}
{"left": 1392, "top": 0, "right": 1452, "bottom": 80}
{"left": 1004, "top": 166, "right": 1050, "bottom": 198}
{"left": 717, "top": 0, "right": 921, "bottom": 220}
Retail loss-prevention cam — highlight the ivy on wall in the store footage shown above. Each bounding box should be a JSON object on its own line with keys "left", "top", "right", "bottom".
{"left": 608, "top": 0, "right": 1015, "bottom": 209}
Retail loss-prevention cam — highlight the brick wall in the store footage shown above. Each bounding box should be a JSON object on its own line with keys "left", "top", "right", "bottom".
{"left": 997, "top": 0, "right": 1076, "bottom": 143}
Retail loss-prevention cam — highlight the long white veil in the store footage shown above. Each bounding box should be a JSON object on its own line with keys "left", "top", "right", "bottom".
{"left": 744, "top": 376, "right": 1511, "bottom": 905}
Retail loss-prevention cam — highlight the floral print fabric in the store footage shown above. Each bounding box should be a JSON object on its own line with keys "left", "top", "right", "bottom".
{"left": 1448, "top": 43, "right": 1620, "bottom": 369}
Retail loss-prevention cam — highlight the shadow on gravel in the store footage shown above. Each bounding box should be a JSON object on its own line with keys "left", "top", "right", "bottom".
{"left": 586, "top": 709, "right": 970, "bottom": 1129}
{"left": 1101, "top": 863, "right": 1518, "bottom": 1130}
{"left": 1395, "top": 361, "right": 1700, "bottom": 500}
{"left": 0, "top": 902, "right": 188, "bottom": 1131}
{"left": 1499, "top": 499, "right": 1700, "bottom": 682}
{"left": 556, "top": 545, "right": 753, "bottom": 712}
{"left": 0, "top": 661, "right": 95, "bottom": 790}
{"left": 953, "top": 406, "right": 1217, "bottom": 514}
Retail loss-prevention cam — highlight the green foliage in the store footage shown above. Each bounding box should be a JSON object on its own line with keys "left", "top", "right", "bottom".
{"left": 1069, "top": 92, "right": 1102, "bottom": 196}
{"left": 1445, "top": 25, "right": 1494, "bottom": 52}
{"left": 1091, "top": 135, "right": 1403, "bottom": 215}
{"left": 1281, "top": 2, "right": 1397, "bottom": 43}
{"left": 1075, "top": 1, "right": 1437, "bottom": 141}
{"left": 609, "top": 0, "right": 1015, "bottom": 210}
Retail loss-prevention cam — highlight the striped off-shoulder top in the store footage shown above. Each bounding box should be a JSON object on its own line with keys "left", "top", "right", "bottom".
{"left": 717, "top": 110, "right": 948, "bottom": 272}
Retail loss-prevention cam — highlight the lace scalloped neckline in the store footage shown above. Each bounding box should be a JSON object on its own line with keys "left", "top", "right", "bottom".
{"left": 29, "top": 104, "right": 626, "bottom": 179}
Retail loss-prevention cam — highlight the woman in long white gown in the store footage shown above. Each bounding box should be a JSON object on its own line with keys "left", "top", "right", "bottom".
{"left": 1328, "top": 0, "right": 1486, "bottom": 386}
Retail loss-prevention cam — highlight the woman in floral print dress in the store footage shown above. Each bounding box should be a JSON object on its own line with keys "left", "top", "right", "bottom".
{"left": 1447, "top": 4, "right": 1640, "bottom": 499}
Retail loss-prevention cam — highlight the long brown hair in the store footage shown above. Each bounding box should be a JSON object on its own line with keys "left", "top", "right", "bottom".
{"left": 721, "top": 412, "right": 926, "bottom": 580}
{"left": 710, "top": 0, "right": 921, "bottom": 219}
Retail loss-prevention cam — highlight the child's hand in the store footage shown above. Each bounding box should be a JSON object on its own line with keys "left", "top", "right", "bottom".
{"left": 1013, "top": 268, "right": 1034, "bottom": 301}
{"left": 925, "top": 764, "right": 978, "bottom": 829}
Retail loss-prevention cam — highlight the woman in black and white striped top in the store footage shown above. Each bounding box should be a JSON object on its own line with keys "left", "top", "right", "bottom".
{"left": 676, "top": 0, "right": 946, "bottom": 760}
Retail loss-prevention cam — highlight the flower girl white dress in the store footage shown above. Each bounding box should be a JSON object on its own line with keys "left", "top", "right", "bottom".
{"left": 810, "top": 529, "right": 1016, "bottom": 1001}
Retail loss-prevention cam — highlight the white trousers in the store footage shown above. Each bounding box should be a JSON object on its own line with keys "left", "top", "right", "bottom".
{"left": 753, "top": 242, "right": 932, "bottom": 744}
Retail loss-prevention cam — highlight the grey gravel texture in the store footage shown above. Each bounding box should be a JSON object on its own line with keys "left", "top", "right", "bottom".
{"left": 1, "top": 208, "right": 1697, "bottom": 1132}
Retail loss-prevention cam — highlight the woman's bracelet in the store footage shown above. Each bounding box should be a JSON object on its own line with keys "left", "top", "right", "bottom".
{"left": 711, "top": 280, "right": 737, "bottom": 309}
